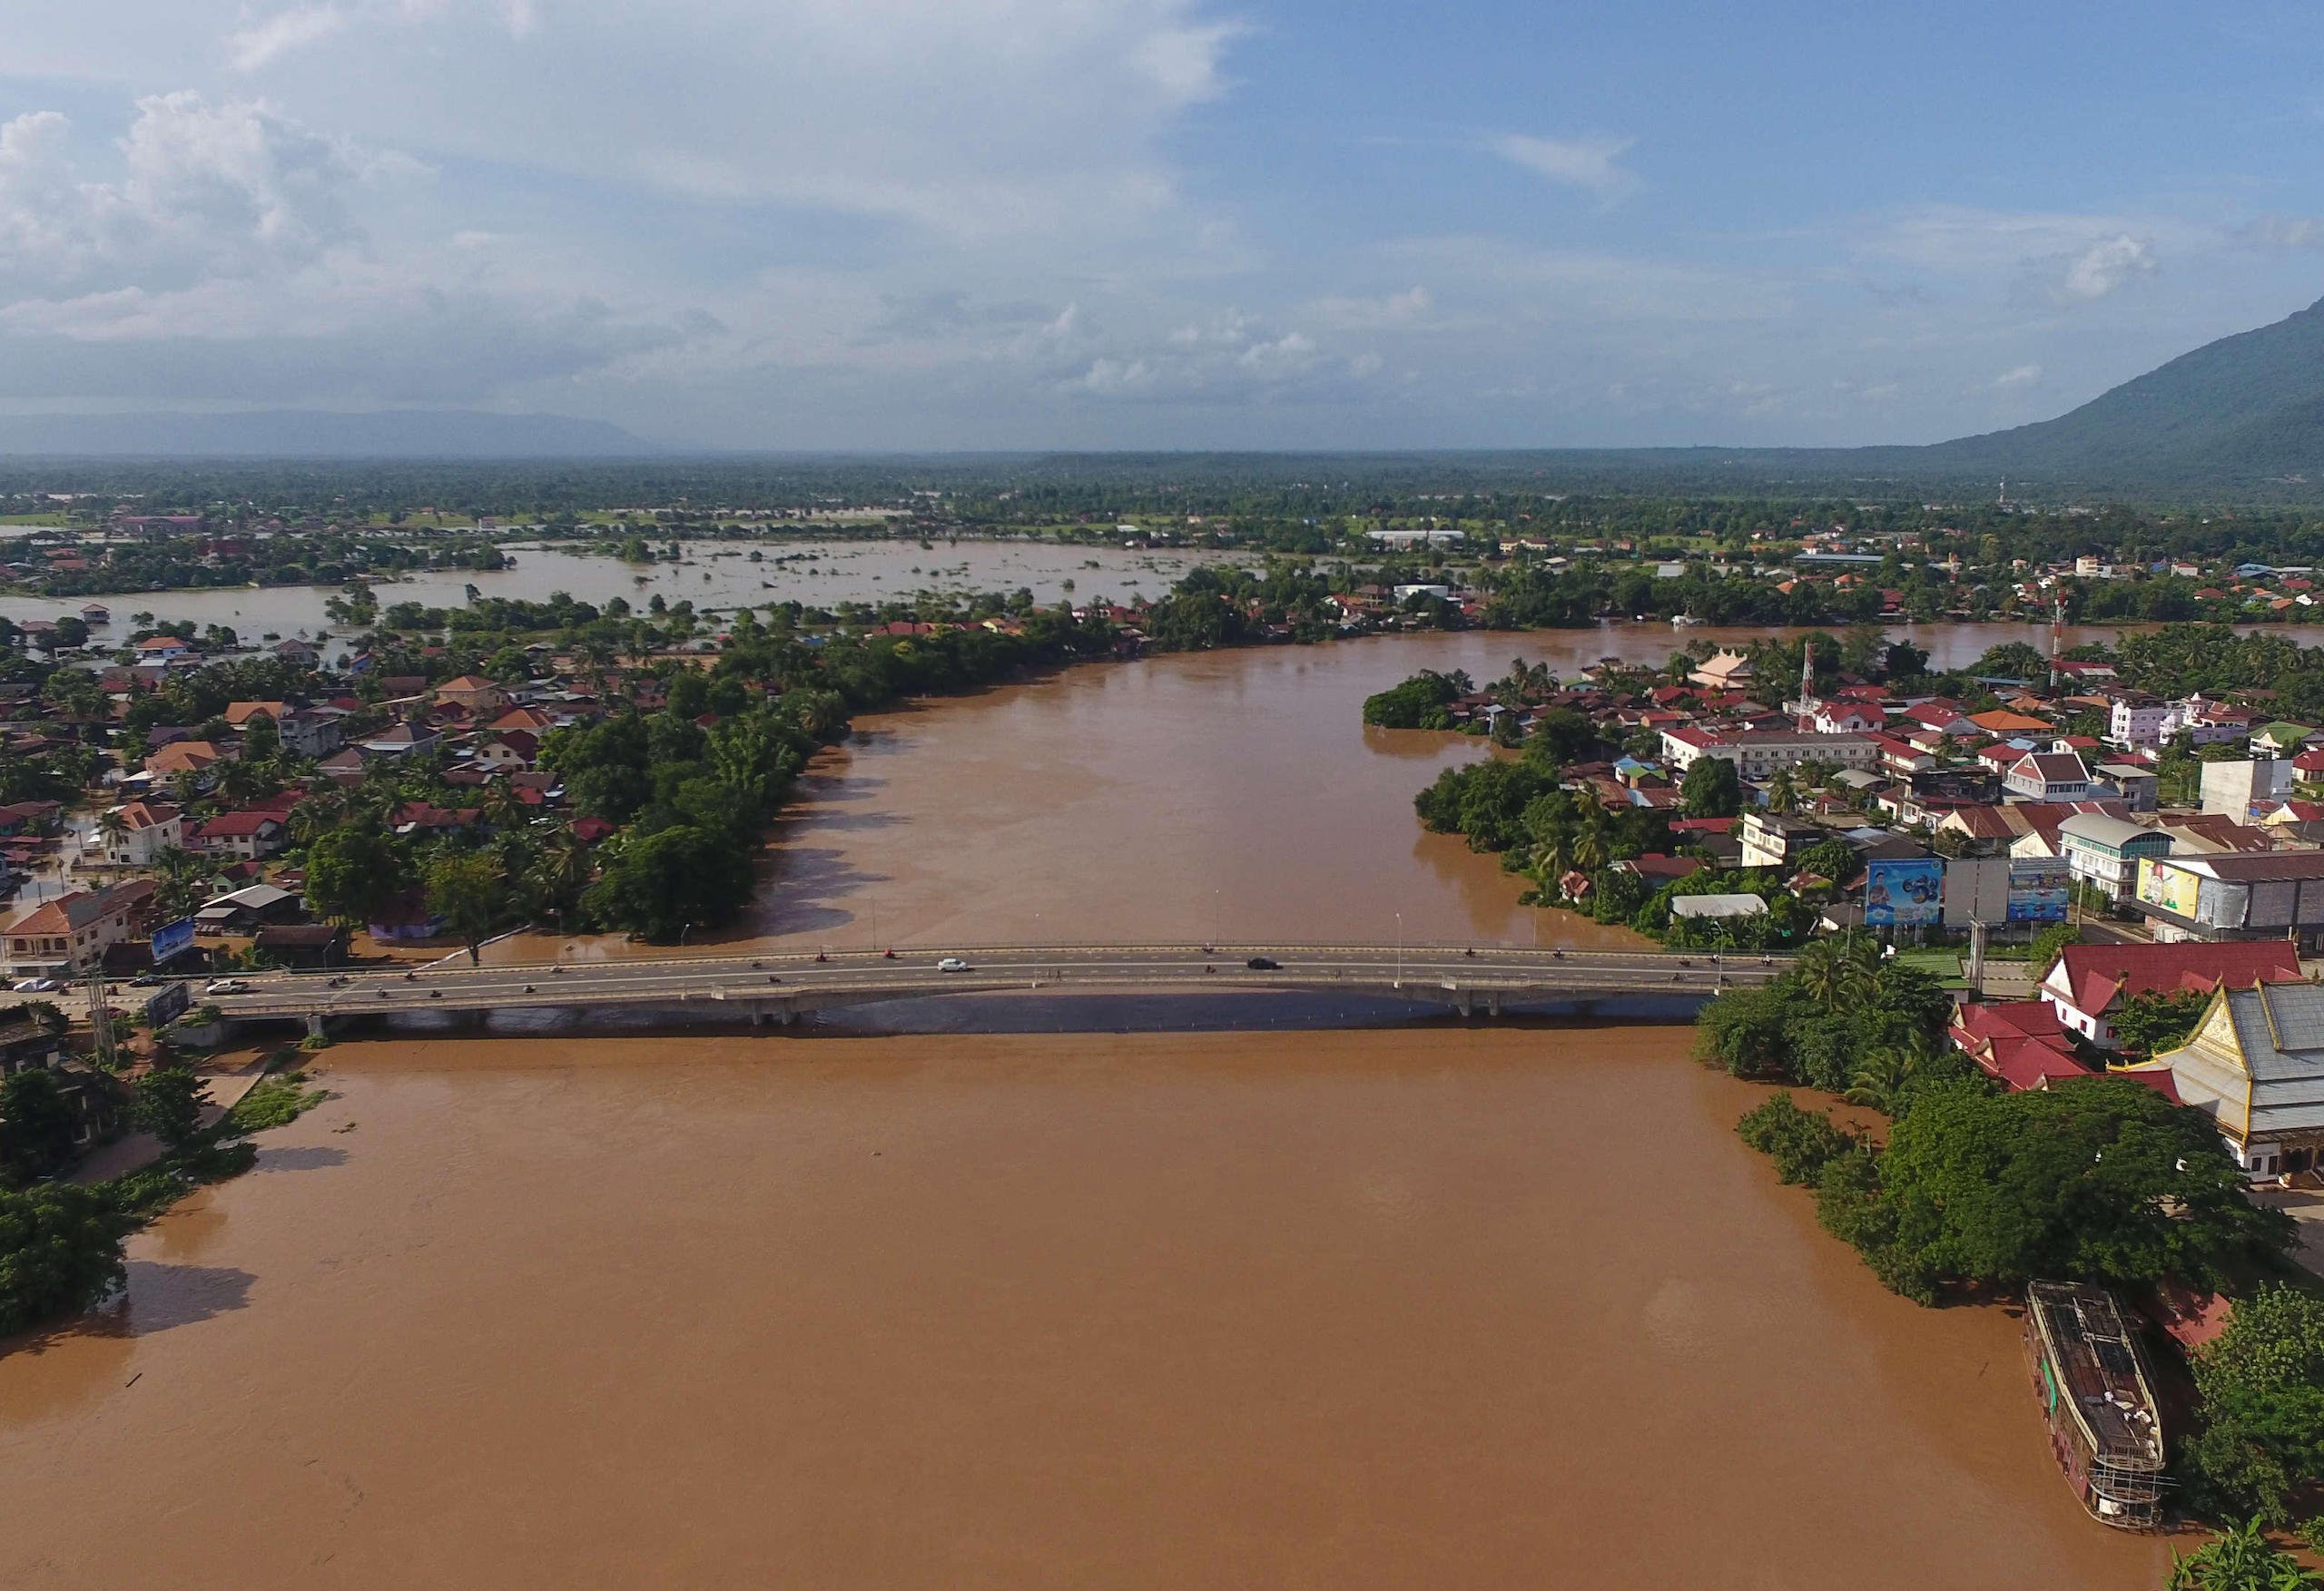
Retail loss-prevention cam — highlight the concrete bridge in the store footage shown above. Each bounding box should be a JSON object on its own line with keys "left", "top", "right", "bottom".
{"left": 201, "top": 943, "right": 1781, "bottom": 1037}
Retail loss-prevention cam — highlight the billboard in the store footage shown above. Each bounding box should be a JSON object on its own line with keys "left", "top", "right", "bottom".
{"left": 1943, "top": 856, "right": 2009, "bottom": 927}
{"left": 1866, "top": 857, "right": 1944, "bottom": 928}
{"left": 2136, "top": 858, "right": 2202, "bottom": 920}
{"left": 142, "top": 980, "right": 190, "bottom": 1028}
{"left": 149, "top": 917, "right": 195, "bottom": 966}
{"left": 2005, "top": 858, "right": 2071, "bottom": 924}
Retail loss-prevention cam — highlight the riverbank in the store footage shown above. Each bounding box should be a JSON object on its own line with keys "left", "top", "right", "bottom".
{"left": 0, "top": 1028, "right": 2168, "bottom": 1589}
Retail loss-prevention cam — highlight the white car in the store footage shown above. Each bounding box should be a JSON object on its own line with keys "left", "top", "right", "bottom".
{"left": 204, "top": 977, "right": 251, "bottom": 996}
{"left": 936, "top": 958, "right": 971, "bottom": 973}
{"left": 11, "top": 977, "right": 59, "bottom": 993}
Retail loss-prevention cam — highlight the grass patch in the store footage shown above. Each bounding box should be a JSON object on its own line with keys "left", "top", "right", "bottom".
{"left": 229, "top": 1071, "right": 328, "bottom": 1134}
{"left": 1888, "top": 947, "right": 1967, "bottom": 987}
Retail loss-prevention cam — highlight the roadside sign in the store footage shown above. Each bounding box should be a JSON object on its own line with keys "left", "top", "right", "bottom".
{"left": 143, "top": 980, "right": 191, "bottom": 1027}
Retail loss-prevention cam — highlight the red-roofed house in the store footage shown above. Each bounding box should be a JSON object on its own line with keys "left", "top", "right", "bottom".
{"left": 2039, "top": 940, "right": 2304, "bottom": 1050}
{"left": 3, "top": 882, "right": 149, "bottom": 974}
{"left": 188, "top": 810, "right": 288, "bottom": 860}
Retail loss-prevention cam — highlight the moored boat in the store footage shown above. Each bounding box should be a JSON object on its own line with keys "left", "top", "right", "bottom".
{"left": 2023, "top": 1280, "right": 2167, "bottom": 1530}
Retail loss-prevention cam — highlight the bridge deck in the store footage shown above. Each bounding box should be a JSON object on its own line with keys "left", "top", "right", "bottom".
{"left": 190, "top": 943, "right": 1781, "bottom": 1028}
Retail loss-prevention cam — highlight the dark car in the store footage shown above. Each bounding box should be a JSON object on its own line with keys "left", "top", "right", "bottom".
{"left": 1245, "top": 957, "right": 1281, "bottom": 971}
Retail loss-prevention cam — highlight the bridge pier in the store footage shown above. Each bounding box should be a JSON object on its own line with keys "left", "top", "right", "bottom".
{"left": 305, "top": 1011, "right": 327, "bottom": 1040}
{"left": 1486, "top": 991, "right": 1502, "bottom": 1019}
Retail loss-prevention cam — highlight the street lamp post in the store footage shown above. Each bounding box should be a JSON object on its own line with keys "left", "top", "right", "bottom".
{"left": 1395, "top": 912, "right": 1403, "bottom": 986}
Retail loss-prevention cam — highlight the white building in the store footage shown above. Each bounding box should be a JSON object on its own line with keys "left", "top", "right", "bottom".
{"left": 94, "top": 800, "right": 181, "bottom": 867}
{"left": 2054, "top": 812, "right": 2172, "bottom": 903}
{"left": 2107, "top": 693, "right": 2172, "bottom": 751}
{"left": 1659, "top": 728, "right": 1877, "bottom": 779}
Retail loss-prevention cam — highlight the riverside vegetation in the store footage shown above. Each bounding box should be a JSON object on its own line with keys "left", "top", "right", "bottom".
{"left": 0, "top": 1058, "right": 325, "bottom": 1339}
{"left": 1695, "top": 938, "right": 2323, "bottom": 1553}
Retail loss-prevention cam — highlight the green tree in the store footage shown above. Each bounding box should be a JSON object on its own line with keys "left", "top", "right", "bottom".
{"left": 2027, "top": 923, "right": 2079, "bottom": 978}
{"left": 302, "top": 821, "right": 409, "bottom": 928}
{"left": 2183, "top": 1287, "right": 2324, "bottom": 1527}
{"left": 2167, "top": 1519, "right": 2320, "bottom": 1590}
{"left": 1879, "top": 1078, "right": 2291, "bottom": 1295}
{"left": 0, "top": 1182, "right": 133, "bottom": 1336}
{"left": 425, "top": 852, "right": 507, "bottom": 966}
{"left": 2111, "top": 988, "right": 2211, "bottom": 1059}
{"left": 0, "top": 1068, "right": 82, "bottom": 1188}
{"left": 1679, "top": 755, "right": 1743, "bottom": 819}
{"left": 133, "top": 1066, "right": 211, "bottom": 1154}
{"left": 1794, "top": 937, "right": 1877, "bottom": 1011}
{"left": 583, "top": 824, "right": 754, "bottom": 943}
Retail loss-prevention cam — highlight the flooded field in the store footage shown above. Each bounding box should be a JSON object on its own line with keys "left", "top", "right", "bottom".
{"left": 0, "top": 535, "right": 1253, "bottom": 646}
{"left": 0, "top": 1029, "right": 2168, "bottom": 1590}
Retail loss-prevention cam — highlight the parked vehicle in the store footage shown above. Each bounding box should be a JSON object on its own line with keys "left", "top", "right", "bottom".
{"left": 11, "top": 977, "right": 59, "bottom": 993}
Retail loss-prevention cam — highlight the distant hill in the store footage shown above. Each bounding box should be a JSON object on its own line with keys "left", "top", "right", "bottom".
{"left": 1900, "top": 295, "right": 2324, "bottom": 487}
{"left": 0, "top": 409, "right": 662, "bottom": 459}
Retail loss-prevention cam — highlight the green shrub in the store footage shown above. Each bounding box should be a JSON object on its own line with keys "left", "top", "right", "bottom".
{"left": 1736, "top": 1094, "right": 1855, "bottom": 1185}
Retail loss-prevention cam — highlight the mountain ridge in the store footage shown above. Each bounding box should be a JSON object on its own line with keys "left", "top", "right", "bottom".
{"left": 0, "top": 409, "right": 662, "bottom": 460}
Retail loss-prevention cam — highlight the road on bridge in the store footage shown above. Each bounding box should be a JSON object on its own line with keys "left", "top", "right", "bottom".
{"left": 193, "top": 943, "right": 1782, "bottom": 1026}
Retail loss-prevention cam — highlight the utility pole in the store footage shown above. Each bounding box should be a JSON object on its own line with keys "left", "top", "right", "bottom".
{"left": 84, "top": 968, "right": 113, "bottom": 1072}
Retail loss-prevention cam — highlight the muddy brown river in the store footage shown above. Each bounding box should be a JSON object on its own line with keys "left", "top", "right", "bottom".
{"left": 1, "top": 630, "right": 2181, "bottom": 1586}
{"left": 0, "top": 1031, "right": 2166, "bottom": 1589}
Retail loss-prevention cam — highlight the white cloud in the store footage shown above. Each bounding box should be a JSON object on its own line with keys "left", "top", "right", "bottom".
{"left": 1993, "top": 363, "right": 2043, "bottom": 388}
{"left": 1486, "top": 133, "right": 1636, "bottom": 194}
{"left": 2057, "top": 234, "right": 2155, "bottom": 300}
{"left": 228, "top": 5, "right": 351, "bottom": 71}
{"left": 1306, "top": 286, "right": 1434, "bottom": 330}
{"left": 2240, "top": 215, "right": 2323, "bottom": 251}
{"left": 177, "top": 0, "right": 1249, "bottom": 242}
{"left": 0, "top": 93, "right": 365, "bottom": 293}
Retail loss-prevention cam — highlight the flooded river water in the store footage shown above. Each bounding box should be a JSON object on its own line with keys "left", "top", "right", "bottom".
{"left": 0, "top": 620, "right": 2191, "bottom": 1586}
{"left": 493, "top": 624, "right": 2132, "bottom": 964}
{"left": 0, "top": 1029, "right": 2166, "bottom": 1589}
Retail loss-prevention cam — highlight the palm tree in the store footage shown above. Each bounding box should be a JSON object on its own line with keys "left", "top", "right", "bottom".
{"left": 94, "top": 807, "right": 130, "bottom": 863}
{"left": 152, "top": 845, "right": 213, "bottom": 920}
{"left": 525, "top": 824, "right": 596, "bottom": 932}
{"left": 1571, "top": 811, "right": 1612, "bottom": 874}
{"left": 481, "top": 775, "right": 529, "bottom": 834}
{"left": 1532, "top": 829, "right": 1576, "bottom": 892}
{"left": 1795, "top": 938, "right": 1876, "bottom": 1011}
{"left": 288, "top": 785, "right": 350, "bottom": 845}
{"left": 1845, "top": 1032, "right": 1949, "bottom": 1117}
{"left": 1767, "top": 767, "right": 1797, "bottom": 816}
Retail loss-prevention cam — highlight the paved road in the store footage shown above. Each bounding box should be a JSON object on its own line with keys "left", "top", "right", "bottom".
{"left": 190, "top": 943, "right": 1784, "bottom": 1024}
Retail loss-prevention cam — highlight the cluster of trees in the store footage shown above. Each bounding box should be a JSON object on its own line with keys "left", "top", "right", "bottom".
{"left": 2181, "top": 1285, "right": 2324, "bottom": 1530}
{"left": 12, "top": 529, "right": 466, "bottom": 599}
{"left": 1361, "top": 669, "right": 1466, "bottom": 730}
{"left": 290, "top": 599, "right": 1128, "bottom": 945}
{"left": 0, "top": 1061, "right": 268, "bottom": 1340}
{"left": 1705, "top": 938, "right": 2319, "bottom": 1545}
{"left": 1733, "top": 1073, "right": 2289, "bottom": 1309}
{"left": 1695, "top": 938, "right": 1957, "bottom": 1103}
{"left": 2112, "top": 624, "right": 2324, "bottom": 722}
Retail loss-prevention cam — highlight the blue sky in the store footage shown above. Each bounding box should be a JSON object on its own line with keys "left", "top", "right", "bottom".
{"left": 2, "top": 0, "right": 2322, "bottom": 449}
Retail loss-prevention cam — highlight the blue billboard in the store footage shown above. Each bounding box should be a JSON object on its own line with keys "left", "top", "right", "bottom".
{"left": 2005, "top": 858, "right": 2071, "bottom": 924}
{"left": 1866, "top": 857, "right": 1944, "bottom": 929}
{"left": 149, "top": 917, "right": 195, "bottom": 966}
